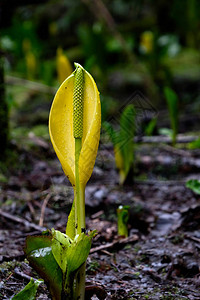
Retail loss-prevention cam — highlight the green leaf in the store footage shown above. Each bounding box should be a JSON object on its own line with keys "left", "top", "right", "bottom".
{"left": 103, "top": 121, "right": 118, "bottom": 147}
{"left": 66, "top": 201, "right": 76, "bottom": 239}
{"left": 51, "top": 230, "right": 96, "bottom": 276}
{"left": 186, "top": 179, "right": 200, "bottom": 195}
{"left": 24, "top": 233, "right": 63, "bottom": 300}
{"left": 51, "top": 229, "right": 72, "bottom": 273}
{"left": 119, "top": 104, "right": 135, "bottom": 178}
{"left": 188, "top": 138, "right": 200, "bottom": 149}
{"left": 66, "top": 232, "right": 95, "bottom": 274}
{"left": 145, "top": 117, "right": 157, "bottom": 136}
{"left": 164, "top": 86, "right": 178, "bottom": 145}
{"left": 159, "top": 127, "right": 173, "bottom": 137}
{"left": 12, "top": 278, "right": 43, "bottom": 300}
{"left": 103, "top": 105, "right": 135, "bottom": 184}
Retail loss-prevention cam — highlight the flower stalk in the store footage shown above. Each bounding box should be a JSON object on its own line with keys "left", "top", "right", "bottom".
{"left": 73, "top": 65, "right": 86, "bottom": 299}
{"left": 73, "top": 65, "right": 85, "bottom": 236}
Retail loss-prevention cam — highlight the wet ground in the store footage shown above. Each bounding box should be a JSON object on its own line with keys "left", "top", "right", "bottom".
{"left": 0, "top": 137, "right": 200, "bottom": 299}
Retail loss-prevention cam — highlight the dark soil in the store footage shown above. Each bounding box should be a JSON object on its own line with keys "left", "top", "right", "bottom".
{"left": 0, "top": 136, "right": 200, "bottom": 300}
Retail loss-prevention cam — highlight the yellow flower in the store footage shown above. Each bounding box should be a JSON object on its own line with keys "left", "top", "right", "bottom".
{"left": 49, "top": 63, "right": 101, "bottom": 188}
{"left": 25, "top": 51, "right": 37, "bottom": 80}
{"left": 140, "top": 31, "right": 154, "bottom": 54}
{"left": 114, "top": 146, "right": 126, "bottom": 185}
{"left": 56, "top": 48, "right": 73, "bottom": 84}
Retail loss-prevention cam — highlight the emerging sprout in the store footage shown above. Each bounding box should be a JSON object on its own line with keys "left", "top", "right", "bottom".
{"left": 117, "top": 205, "right": 130, "bottom": 237}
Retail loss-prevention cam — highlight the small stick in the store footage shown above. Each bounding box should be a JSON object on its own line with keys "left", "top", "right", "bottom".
{"left": 14, "top": 267, "right": 37, "bottom": 282}
{"left": 5, "top": 75, "right": 56, "bottom": 94}
{"left": 39, "top": 194, "right": 51, "bottom": 227}
{"left": 0, "top": 208, "right": 46, "bottom": 232}
{"left": 90, "top": 234, "right": 138, "bottom": 253}
{"left": 134, "top": 135, "right": 198, "bottom": 144}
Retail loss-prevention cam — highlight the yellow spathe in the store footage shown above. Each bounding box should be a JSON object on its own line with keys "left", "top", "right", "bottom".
{"left": 56, "top": 48, "right": 73, "bottom": 84}
{"left": 49, "top": 65, "right": 101, "bottom": 187}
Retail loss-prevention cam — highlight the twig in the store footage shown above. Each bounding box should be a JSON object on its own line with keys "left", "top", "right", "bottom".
{"left": 5, "top": 75, "right": 57, "bottom": 94}
{"left": 82, "top": 0, "right": 136, "bottom": 65}
{"left": 14, "top": 267, "right": 37, "bottom": 282}
{"left": 185, "top": 234, "right": 200, "bottom": 244}
{"left": 0, "top": 208, "right": 46, "bottom": 232}
{"left": 134, "top": 179, "right": 186, "bottom": 185}
{"left": 90, "top": 234, "right": 138, "bottom": 253}
{"left": 159, "top": 144, "right": 192, "bottom": 157}
{"left": 134, "top": 135, "right": 198, "bottom": 144}
{"left": 27, "top": 201, "right": 35, "bottom": 217}
{"left": 81, "top": 0, "right": 159, "bottom": 101}
{"left": 39, "top": 194, "right": 51, "bottom": 227}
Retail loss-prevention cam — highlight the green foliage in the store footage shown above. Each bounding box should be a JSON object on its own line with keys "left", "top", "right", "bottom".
{"left": 104, "top": 104, "right": 135, "bottom": 184}
{"left": 186, "top": 179, "right": 200, "bottom": 194}
{"left": 25, "top": 232, "right": 63, "bottom": 300}
{"left": 87, "top": 260, "right": 100, "bottom": 273}
{"left": 12, "top": 278, "right": 43, "bottom": 300}
{"left": 144, "top": 117, "right": 157, "bottom": 136}
{"left": 24, "top": 228, "right": 96, "bottom": 300}
{"left": 164, "top": 86, "right": 179, "bottom": 146}
{"left": 188, "top": 137, "right": 200, "bottom": 149}
{"left": 51, "top": 229, "right": 95, "bottom": 275}
{"left": 159, "top": 128, "right": 173, "bottom": 138}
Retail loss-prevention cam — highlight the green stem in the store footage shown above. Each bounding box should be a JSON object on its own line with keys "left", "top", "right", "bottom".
{"left": 75, "top": 138, "right": 81, "bottom": 234}
{"left": 75, "top": 262, "right": 86, "bottom": 300}
{"left": 63, "top": 272, "right": 75, "bottom": 299}
{"left": 75, "top": 138, "right": 86, "bottom": 235}
{"left": 74, "top": 138, "right": 86, "bottom": 300}
{"left": 73, "top": 64, "right": 86, "bottom": 300}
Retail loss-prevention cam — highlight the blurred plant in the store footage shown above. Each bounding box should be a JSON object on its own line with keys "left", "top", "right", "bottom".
{"left": 22, "top": 39, "right": 37, "bottom": 80}
{"left": 144, "top": 117, "right": 157, "bottom": 136}
{"left": 48, "top": 22, "right": 58, "bottom": 37}
{"left": 186, "top": 179, "right": 200, "bottom": 194}
{"left": 139, "top": 31, "right": 154, "bottom": 54}
{"left": 56, "top": 47, "right": 73, "bottom": 84}
{"left": 104, "top": 104, "right": 135, "bottom": 185}
{"left": 157, "top": 34, "right": 181, "bottom": 58}
{"left": 188, "top": 138, "right": 200, "bottom": 149}
{"left": 158, "top": 127, "right": 173, "bottom": 138}
{"left": 77, "top": 22, "right": 110, "bottom": 73}
{"left": 20, "top": 63, "right": 101, "bottom": 300}
{"left": 117, "top": 205, "right": 129, "bottom": 237}
{"left": 41, "top": 60, "right": 55, "bottom": 86}
{"left": 164, "top": 86, "right": 179, "bottom": 146}
{"left": 0, "top": 55, "right": 9, "bottom": 160}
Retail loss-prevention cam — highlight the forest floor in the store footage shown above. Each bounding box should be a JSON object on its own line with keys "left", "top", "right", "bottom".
{"left": 0, "top": 87, "right": 200, "bottom": 299}
{"left": 0, "top": 135, "right": 200, "bottom": 300}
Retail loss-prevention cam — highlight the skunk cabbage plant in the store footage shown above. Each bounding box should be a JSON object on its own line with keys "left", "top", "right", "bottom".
{"left": 164, "top": 86, "right": 179, "bottom": 146}
{"left": 23, "top": 63, "right": 101, "bottom": 300}
{"left": 104, "top": 104, "right": 135, "bottom": 185}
